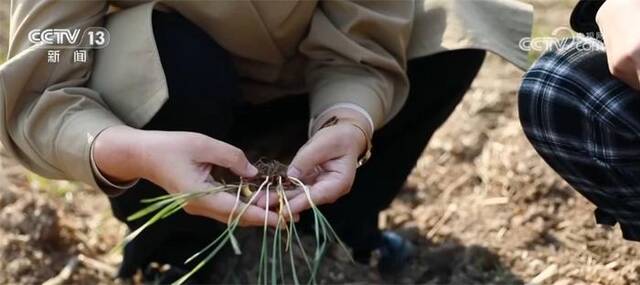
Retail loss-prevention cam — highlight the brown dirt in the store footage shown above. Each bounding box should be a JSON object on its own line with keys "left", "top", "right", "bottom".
{"left": 1, "top": 1, "right": 640, "bottom": 284}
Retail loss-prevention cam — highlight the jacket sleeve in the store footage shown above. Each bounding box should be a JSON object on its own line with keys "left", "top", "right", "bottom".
{"left": 300, "top": 0, "right": 414, "bottom": 129}
{"left": 0, "top": 0, "right": 126, "bottom": 192}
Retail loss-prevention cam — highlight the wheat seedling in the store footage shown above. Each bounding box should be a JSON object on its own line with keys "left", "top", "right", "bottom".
{"left": 116, "top": 160, "right": 352, "bottom": 285}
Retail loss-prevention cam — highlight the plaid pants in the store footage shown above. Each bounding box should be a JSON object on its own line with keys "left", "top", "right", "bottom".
{"left": 519, "top": 37, "right": 640, "bottom": 241}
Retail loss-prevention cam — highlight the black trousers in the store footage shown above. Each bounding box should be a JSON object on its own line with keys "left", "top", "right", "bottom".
{"left": 108, "top": 11, "right": 486, "bottom": 279}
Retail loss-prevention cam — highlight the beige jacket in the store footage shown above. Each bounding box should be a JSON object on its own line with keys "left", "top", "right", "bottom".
{"left": 0, "top": 0, "right": 532, "bottom": 191}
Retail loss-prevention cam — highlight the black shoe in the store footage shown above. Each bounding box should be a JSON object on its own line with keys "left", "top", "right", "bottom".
{"left": 376, "top": 231, "right": 415, "bottom": 275}
{"left": 352, "top": 231, "right": 415, "bottom": 274}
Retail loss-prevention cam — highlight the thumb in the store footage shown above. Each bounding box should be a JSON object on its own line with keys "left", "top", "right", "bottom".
{"left": 198, "top": 137, "right": 258, "bottom": 178}
{"left": 287, "top": 136, "right": 334, "bottom": 179}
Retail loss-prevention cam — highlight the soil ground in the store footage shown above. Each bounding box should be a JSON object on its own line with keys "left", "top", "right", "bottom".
{"left": 1, "top": 1, "right": 640, "bottom": 284}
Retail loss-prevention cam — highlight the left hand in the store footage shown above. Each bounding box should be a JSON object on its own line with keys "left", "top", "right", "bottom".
{"left": 258, "top": 109, "right": 370, "bottom": 214}
{"left": 286, "top": 122, "right": 367, "bottom": 214}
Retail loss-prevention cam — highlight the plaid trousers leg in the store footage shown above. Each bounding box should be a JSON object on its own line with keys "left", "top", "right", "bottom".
{"left": 519, "top": 37, "right": 640, "bottom": 241}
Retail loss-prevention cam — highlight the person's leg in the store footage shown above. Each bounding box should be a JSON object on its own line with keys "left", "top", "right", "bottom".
{"left": 314, "top": 49, "right": 487, "bottom": 259}
{"left": 519, "top": 37, "right": 640, "bottom": 241}
{"left": 107, "top": 10, "right": 240, "bottom": 282}
{"left": 229, "top": 50, "right": 486, "bottom": 268}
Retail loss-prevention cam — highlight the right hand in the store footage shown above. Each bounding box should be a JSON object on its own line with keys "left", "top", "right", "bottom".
{"left": 596, "top": 0, "right": 640, "bottom": 90}
{"left": 93, "top": 125, "right": 280, "bottom": 227}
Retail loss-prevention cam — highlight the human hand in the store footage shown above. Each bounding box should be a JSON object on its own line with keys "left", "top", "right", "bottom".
{"left": 267, "top": 109, "right": 370, "bottom": 214}
{"left": 596, "top": 0, "right": 640, "bottom": 90}
{"left": 93, "top": 126, "right": 280, "bottom": 226}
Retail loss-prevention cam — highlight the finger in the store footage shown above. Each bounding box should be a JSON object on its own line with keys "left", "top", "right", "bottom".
{"left": 281, "top": 190, "right": 306, "bottom": 208}
{"left": 191, "top": 192, "right": 280, "bottom": 227}
{"left": 252, "top": 190, "right": 303, "bottom": 223}
{"left": 288, "top": 156, "right": 357, "bottom": 214}
{"left": 256, "top": 189, "right": 304, "bottom": 208}
{"left": 237, "top": 204, "right": 282, "bottom": 227}
{"left": 197, "top": 137, "right": 258, "bottom": 177}
{"left": 287, "top": 135, "right": 337, "bottom": 179}
{"left": 287, "top": 178, "right": 344, "bottom": 214}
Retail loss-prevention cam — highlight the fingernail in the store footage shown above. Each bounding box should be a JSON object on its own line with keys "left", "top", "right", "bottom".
{"left": 287, "top": 166, "right": 301, "bottom": 178}
{"left": 247, "top": 163, "right": 258, "bottom": 177}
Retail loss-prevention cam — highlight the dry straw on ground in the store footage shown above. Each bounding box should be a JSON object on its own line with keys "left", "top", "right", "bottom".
{"left": 1, "top": 1, "right": 640, "bottom": 284}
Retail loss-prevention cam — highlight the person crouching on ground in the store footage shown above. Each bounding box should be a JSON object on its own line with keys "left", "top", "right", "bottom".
{"left": 520, "top": 0, "right": 640, "bottom": 242}
{"left": 1, "top": 0, "right": 532, "bottom": 282}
